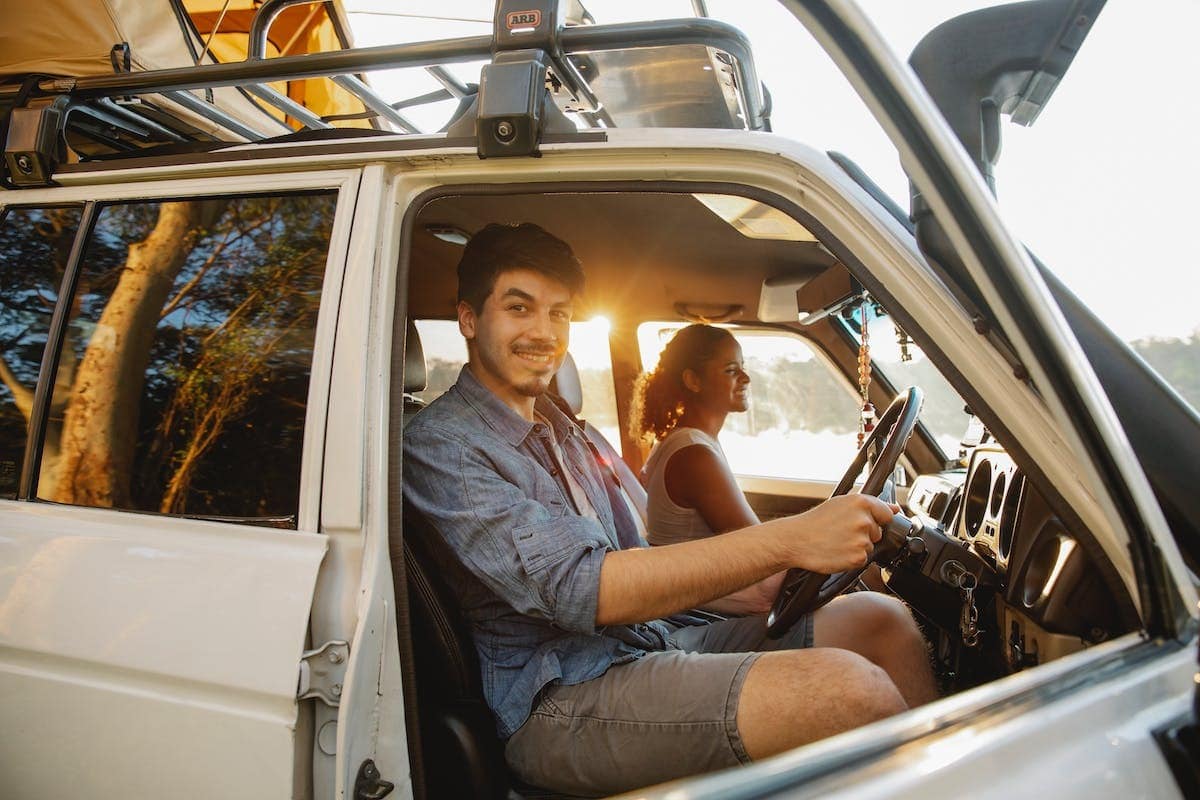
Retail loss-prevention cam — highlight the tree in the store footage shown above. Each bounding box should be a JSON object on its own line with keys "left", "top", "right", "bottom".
{"left": 0, "top": 206, "right": 84, "bottom": 496}
{"left": 1131, "top": 331, "right": 1200, "bottom": 411}
{"left": 45, "top": 201, "right": 224, "bottom": 506}
{"left": 0, "top": 193, "right": 335, "bottom": 517}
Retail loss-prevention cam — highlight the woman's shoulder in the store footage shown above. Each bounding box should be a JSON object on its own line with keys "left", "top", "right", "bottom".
{"left": 643, "top": 427, "right": 723, "bottom": 479}
{"left": 661, "top": 426, "right": 720, "bottom": 450}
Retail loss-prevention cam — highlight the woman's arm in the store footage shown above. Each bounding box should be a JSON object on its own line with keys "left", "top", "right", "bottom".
{"left": 664, "top": 444, "right": 782, "bottom": 615}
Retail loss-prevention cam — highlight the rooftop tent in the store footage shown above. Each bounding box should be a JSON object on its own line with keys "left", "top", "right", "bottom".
{"left": 0, "top": 0, "right": 205, "bottom": 80}
{"left": 181, "top": 0, "right": 373, "bottom": 129}
{"left": 0, "top": 0, "right": 371, "bottom": 144}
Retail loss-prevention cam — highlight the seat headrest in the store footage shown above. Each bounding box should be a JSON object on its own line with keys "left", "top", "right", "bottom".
{"left": 551, "top": 352, "right": 583, "bottom": 416}
{"left": 404, "top": 320, "right": 427, "bottom": 394}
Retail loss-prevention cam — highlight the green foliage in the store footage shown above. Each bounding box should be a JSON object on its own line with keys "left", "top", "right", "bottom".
{"left": 138, "top": 194, "right": 335, "bottom": 517}
{"left": 728, "top": 355, "right": 859, "bottom": 437}
{"left": 1130, "top": 331, "right": 1200, "bottom": 412}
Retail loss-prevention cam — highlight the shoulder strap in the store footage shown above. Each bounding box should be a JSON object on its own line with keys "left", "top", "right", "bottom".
{"left": 544, "top": 391, "right": 643, "bottom": 550}
{"left": 544, "top": 392, "right": 624, "bottom": 488}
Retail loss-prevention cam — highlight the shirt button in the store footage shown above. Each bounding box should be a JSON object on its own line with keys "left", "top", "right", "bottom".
{"left": 549, "top": 467, "right": 559, "bottom": 476}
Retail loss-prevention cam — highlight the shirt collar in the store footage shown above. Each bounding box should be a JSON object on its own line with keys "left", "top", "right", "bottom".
{"left": 453, "top": 364, "right": 578, "bottom": 448}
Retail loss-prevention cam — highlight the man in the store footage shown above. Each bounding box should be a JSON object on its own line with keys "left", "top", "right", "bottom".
{"left": 403, "top": 223, "right": 936, "bottom": 796}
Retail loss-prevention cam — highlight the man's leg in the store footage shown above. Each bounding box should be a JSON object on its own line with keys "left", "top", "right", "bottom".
{"left": 812, "top": 592, "right": 938, "bottom": 707}
{"left": 505, "top": 649, "right": 760, "bottom": 795}
{"left": 736, "top": 648, "right": 906, "bottom": 759}
{"left": 506, "top": 646, "right": 906, "bottom": 795}
{"left": 671, "top": 613, "right": 912, "bottom": 761}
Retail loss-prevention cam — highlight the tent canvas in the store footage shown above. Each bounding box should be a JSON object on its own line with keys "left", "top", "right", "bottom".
{"left": 0, "top": 0, "right": 370, "bottom": 142}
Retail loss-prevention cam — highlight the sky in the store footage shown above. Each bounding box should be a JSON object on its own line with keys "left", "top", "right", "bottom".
{"left": 345, "top": 1, "right": 1200, "bottom": 343}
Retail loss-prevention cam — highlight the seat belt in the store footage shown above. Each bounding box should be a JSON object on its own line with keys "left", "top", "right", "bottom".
{"left": 544, "top": 392, "right": 644, "bottom": 550}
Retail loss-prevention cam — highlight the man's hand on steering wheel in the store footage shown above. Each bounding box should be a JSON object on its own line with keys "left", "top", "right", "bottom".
{"left": 783, "top": 494, "right": 899, "bottom": 574}
{"left": 766, "top": 387, "right": 924, "bottom": 638}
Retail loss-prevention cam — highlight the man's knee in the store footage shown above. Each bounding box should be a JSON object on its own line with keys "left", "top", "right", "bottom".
{"left": 816, "top": 649, "right": 908, "bottom": 721}
{"left": 738, "top": 648, "right": 906, "bottom": 758}
{"left": 868, "top": 594, "right": 927, "bottom": 654}
{"left": 829, "top": 593, "right": 925, "bottom": 651}
{"left": 850, "top": 592, "right": 916, "bottom": 629}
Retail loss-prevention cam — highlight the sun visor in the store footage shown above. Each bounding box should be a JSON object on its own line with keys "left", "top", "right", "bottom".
{"left": 758, "top": 271, "right": 821, "bottom": 322}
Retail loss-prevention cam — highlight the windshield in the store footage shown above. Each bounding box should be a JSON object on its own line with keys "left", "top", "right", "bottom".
{"left": 839, "top": 303, "right": 971, "bottom": 462}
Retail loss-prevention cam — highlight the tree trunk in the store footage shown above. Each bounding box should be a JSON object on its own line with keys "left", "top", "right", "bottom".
{"left": 48, "top": 201, "right": 219, "bottom": 506}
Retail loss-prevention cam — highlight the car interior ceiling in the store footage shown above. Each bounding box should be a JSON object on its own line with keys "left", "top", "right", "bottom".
{"left": 406, "top": 191, "right": 833, "bottom": 324}
{"left": 395, "top": 187, "right": 1141, "bottom": 799}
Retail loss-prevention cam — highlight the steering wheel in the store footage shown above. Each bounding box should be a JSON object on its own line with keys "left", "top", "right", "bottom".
{"left": 766, "top": 387, "right": 924, "bottom": 638}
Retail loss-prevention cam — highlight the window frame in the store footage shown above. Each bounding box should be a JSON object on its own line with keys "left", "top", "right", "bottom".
{"left": 388, "top": 170, "right": 1151, "bottom": 619}
{"left": 0, "top": 170, "right": 360, "bottom": 532}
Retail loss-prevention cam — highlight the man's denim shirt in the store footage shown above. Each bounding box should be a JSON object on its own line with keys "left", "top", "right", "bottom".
{"left": 402, "top": 366, "right": 675, "bottom": 738}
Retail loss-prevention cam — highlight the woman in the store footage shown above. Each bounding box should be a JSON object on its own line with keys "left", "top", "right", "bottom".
{"left": 631, "top": 324, "right": 781, "bottom": 614}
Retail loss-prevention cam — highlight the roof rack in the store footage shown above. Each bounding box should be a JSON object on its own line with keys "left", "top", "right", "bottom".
{"left": 1, "top": 0, "right": 767, "bottom": 187}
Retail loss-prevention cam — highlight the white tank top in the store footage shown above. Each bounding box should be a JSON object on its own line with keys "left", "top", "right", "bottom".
{"left": 642, "top": 427, "right": 726, "bottom": 546}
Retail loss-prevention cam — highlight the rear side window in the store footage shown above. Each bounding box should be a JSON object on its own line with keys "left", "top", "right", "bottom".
{"left": 0, "top": 206, "right": 83, "bottom": 498}
{"left": 32, "top": 193, "right": 336, "bottom": 524}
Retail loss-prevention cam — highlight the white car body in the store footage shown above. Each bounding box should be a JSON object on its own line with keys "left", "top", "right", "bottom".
{"left": 0, "top": 2, "right": 1196, "bottom": 798}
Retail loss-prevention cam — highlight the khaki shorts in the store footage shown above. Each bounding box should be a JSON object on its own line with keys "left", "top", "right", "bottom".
{"left": 505, "top": 613, "right": 814, "bottom": 797}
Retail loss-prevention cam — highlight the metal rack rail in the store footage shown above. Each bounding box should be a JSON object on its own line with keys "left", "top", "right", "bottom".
{"left": 1, "top": 4, "right": 764, "bottom": 132}
{"left": 1, "top": 1, "right": 768, "bottom": 185}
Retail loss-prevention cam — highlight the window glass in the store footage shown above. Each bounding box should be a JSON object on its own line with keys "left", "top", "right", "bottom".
{"left": 638, "top": 323, "right": 861, "bottom": 481}
{"left": 567, "top": 317, "right": 619, "bottom": 444}
{"left": 36, "top": 193, "right": 336, "bottom": 524}
{"left": 411, "top": 320, "right": 467, "bottom": 405}
{"left": 0, "top": 206, "right": 83, "bottom": 498}
{"left": 841, "top": 306, "right": 971, "bottom": 460}
{"left": 411, "top": 317, "right": 619, "bottom": 441}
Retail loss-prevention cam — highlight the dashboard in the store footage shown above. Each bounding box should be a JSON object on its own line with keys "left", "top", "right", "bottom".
{"left": 895, "top": 435, "right": 1132, "bottom": 678}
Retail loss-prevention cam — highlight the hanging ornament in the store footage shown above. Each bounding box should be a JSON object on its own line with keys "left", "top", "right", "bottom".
{"left": 858, "top": 401, "right": 876, "bottom": 450}
{"left": 895, "top": 324, "right": 913, "bottom": 363}
{"left": 856, "top": 297, "right": 875, "bottom": 449}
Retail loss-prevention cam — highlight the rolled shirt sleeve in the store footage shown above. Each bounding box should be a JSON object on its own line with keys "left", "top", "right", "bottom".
{"left": 403, "top": 425, "right": 612, "bottom": 634}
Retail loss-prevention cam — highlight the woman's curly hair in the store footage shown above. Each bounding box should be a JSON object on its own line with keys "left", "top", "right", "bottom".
{"left": 630, "top": 324, "right": 736, "bottom": 444}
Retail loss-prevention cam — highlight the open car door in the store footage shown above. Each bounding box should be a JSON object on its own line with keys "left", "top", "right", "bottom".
{"left": 0, "top": 167, "right": 362, "bottom": 799}
{"left": 904, "top": 0, "right": 1200, "bottom": 576}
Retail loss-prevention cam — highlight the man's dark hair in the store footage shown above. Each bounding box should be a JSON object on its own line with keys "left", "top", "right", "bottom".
{"left": 456, "top": 222, "right": 585, "bottom": 312}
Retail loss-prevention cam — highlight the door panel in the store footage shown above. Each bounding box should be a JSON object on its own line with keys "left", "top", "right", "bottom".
{"left": 0, "top": 505, "right": 326, "bottom": 799}
{"left": 740, "top": 476, "right": 834, "bottom": 520}
{"left": 740, "top": 475, "right": 913, "bottom": 521}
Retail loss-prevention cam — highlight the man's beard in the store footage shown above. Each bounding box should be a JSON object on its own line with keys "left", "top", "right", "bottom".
{"left": 509, "top": 342, "right": 561, "bottom": 397}
{"left": 514, "top": 375, "right": 552, "bottom": 397}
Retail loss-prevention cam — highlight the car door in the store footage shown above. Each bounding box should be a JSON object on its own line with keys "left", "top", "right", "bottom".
{"left": 0, "top": 168, "right": 360, "bottom": 799}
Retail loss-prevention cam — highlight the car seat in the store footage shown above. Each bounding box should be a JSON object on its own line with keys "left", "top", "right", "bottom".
{"left": 396, "top": 322, "right": 581, "bottom": 800}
